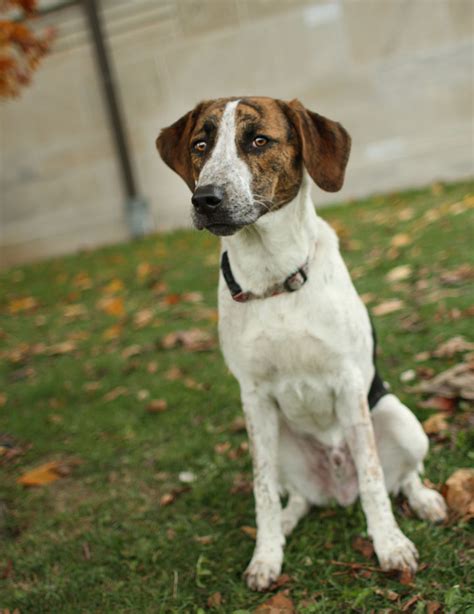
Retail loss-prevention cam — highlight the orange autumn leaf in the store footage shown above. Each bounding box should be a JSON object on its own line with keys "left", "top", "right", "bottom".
{"left": 102, "top": 279, "right": 124, "bottom": 294}
{"left": 17, "top": 459, "right": 80, "bottom": 486}
{"left": 97, "top": 296, "right": 125, "bottom": 317}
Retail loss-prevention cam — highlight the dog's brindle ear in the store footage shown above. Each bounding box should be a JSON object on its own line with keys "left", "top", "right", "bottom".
{"left": 156, "top": 102, "right": 208, "bottom": 191}
{"left": 284, "top": 99, "right": 351, "bottom": 192}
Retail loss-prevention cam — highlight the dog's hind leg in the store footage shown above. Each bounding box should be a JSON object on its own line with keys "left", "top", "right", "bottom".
{"left": 281, "top": 492, "right": 310, "bottom": 537}
{"left": 371, "top": 393, "right": 447, "bottom": 523}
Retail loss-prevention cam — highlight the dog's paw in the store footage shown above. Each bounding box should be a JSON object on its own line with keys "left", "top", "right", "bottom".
{"left": 245, "top": 556, "right": 282, "bottom": 591}
{"left": 374, "top": 527, "right": 418, "bottom": 573}
{"left": 409, "top": 487, "right": 448, "bottom": 523}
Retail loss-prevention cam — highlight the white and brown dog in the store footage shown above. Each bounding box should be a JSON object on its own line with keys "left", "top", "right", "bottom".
{"left": 156, "top": 97, "right": 447, "bottom": 591}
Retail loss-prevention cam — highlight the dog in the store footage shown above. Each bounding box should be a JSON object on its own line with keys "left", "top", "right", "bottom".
{"left": 156, "top": 97, "right": 447, "bottom": 591}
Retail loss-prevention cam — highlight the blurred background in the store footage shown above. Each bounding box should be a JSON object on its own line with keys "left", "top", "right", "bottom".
{"left": 1, "top": 0, "right": 473, "bottom": 267}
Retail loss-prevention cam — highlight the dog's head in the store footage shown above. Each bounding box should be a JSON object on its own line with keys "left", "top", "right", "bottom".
{"left": 156, "top": 97, "right": 351, "bottom": 236}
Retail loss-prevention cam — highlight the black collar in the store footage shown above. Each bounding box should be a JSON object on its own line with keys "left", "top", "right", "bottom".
{"left": 220, "top": 251, "right": 309, "bottom": 303}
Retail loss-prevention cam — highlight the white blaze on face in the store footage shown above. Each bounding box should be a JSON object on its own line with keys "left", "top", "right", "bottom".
{"left": 197, "top": 100, "right": 253, "bottom": 212}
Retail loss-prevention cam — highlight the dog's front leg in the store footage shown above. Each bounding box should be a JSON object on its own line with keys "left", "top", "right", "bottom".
{"left": 241, "top": 387, "right": 284, "bottom": 591}
{"left": 336, "top": 374, "right": 418, "bottom": 573}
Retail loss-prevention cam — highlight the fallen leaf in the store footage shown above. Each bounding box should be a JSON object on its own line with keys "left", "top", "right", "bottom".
{"left": 146, "top": 399, "right": 168, "bottom": 413}
{"left": 182, "top": 291, "right": 204, "bottom": 303}
{"left": 418, "top": 396, "right": 456, "bottom": 412}
{"left": 440, "top": 263, "right": 473, "bottom": 285}
{"left": 443, "top": 468, "right": 474, "bottom": 520}
{"left": 372, "top": 299, "right": 405, "bottom": 316}
{"left": 215, "top": 442, "right": 231, "bottom": 454}
{"left": 433, "top": 336, "right": 474, "bottom": 358}
{"left": 268, "top": 574, "right": 292, "bottom": 591}
{"left": 47, "top": 340, "right": 77, "bottom": 355}
{"left": 8, "top": 296, "right": 38, "bottom": 314}
{"left": 17, "top": 459, "right": 80, "bottom": 487}
{"left": 400, "top": 369, "right": 416, "bottom": 383}
{"left": 352, "top": 536, "right": 375, "bottom": 559}
{"left": 184, "top": 377, "right": 205, "bottom": 391}
{"left": 415, "top": 362, "right": 474, "bottom": 400}
{"left": 161, "top": 328, "right": 215, "bottom": 352}
{"left": 103, "top": 324, "right": 123, "bottom": 340}
{"left": 103, "top": 387, "right": 128, "bottom": 402}
{"left": 163, "top": 293, "right": 182, "bottom": 306}
{"left": 230, "top": 473, "right": 253, "bottom": 495}
{"left": 103, "top": 279, "right": 124, "bottom": 294}
{"left": 159, "top": 493, "right": 175, "bottom": 506}
{"left": 97, "top": 296, "right": 125, "bottom": 317}
{"left": 426, "top": 601, "right": 442, "bottom": 614}
{"left": 385, "top": 265, "right": 412, "bottom": 282}
{"left": 360, "top": 292, "right": 375, "bottom": 305}
{"left": 415, "top": 351, "right": 430, "bottom": 362}
{"left": 241, "top": 525, "right": 257, "bottom": 540}
{"left": 121, "top": 345, "right": 142, "bottom": 359}
{"left": 390, "top": 233, "right": 411, "bottom": 248}
{"left": 401, "top": 594, "right": 421, "bottom": 610}
{"left": 254, "top": 590, "right": 294, "bottom": 613}
{"left": 74, "top": 272, "right": 93, "bottom": 289}
{"left": 137, "top": 262, "right": 153, "bottom": 280}
{"left": 228, "top": 416, "right": 247, "bottom": 433}
{"left": 0, "top": 393, "right": 7, "bottom": 407}
{"left": 194, "top": 535, "right": 213, "bottom": 545}
{"left": 165, "top": 366, "right": 184, "bottom": 380}
{"left": 422, "top": 413, "right": 449, "bottom": 435}
{"left": 398, "top": 568, "right": 415, "bottom": 586}
{"left": 374, "top": 587, "right": 399, "bottom": 602}
{"left": 207, "top": 592, "right": 222, "bottom": 608}
{"left": 63, "top": 304, "right": 88, "bottom": 319}
{"left": 133, "top": 308, "right": 154, "bottom": 329}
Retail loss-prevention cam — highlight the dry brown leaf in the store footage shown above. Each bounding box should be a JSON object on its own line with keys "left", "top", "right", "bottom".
{"left": 8, "top": 296, "right": 38, "bottom": 314}
{"left": 426, "top": 601, "right": 442, "bottom": 614}
{"left": 401, "top": 594, "right": 422, "bottom": 610}
{"left": 103, "top": 386, "right": 128, "bottom": 402}
{"left": 374, "top": 588, "right": 399, "bottom": 602}
{"left": 184, "top": 377, "right": 205, "bottom": 391}
{"left": 97, "top": 296, "right": 125, "bottom": 317}
{"left": 0, "top": 393, "right": 7, "bottom": 407}
{"left": 194, "top": 535, "right": 214, "bottom": 545}
{"left": 47, "top": 340, "right": 77, "bottom": 355}
{"left": 352, "top": 536, "right": 375, "bottom": 559}
{"left": 440, "top": 263, "right": 474, "bottom": 285}
{"left": 385, "top": 265, "right": 412, "bottom": 282}
{"left": 63, "top": 304, "right": 88, "bottom": 319}
{"left": 443, "top": 468, "right": 474, "bottom": 520}
{"left": 372, "top": 299, "right": 405, "bottom": 316}
{"left": 163, "top": 293, "right": 182, "bottom": 306}
{"left": 268, "top": 574, "right": 292, "bottom": 591}
{"left": 228, "top": 416, "right": 247, "bottom": 433}
{"left": 159, "top": 493, "right": 175, "bottom": 506}
{"left": 17, "top": 459, "right": 80, "bottom": 487}
{"left": 398, "top": 568, "right": 415, "bottom": 586}
{"left": 182, "top": 291, "right": 204, "bottom": 303}
{"left": 418, "top": 396, "right": 456, "bottom": 412}
{"left": 415, "top": 362, "right": 474, "bottom": 400}
{"left": 165, "top": 366, "right": 184, "bottom": 380}
{"left": 133, "top": 308, "right": 154, "bottom": 329}
{"left": 207, "top": 592, "right": 223, "bottom": 608}
{"left": 433, "top": 336, "right": 474, "bottom": 358}
{"left": 241, "top": 525, "right": 257, "bottom": 540}
{"left": 215, "top": 442, "right": 231, "bottom": 454}
{"left": 161, "top": 328, "right": 215, "bottom": 352}
{"left": 121, "top": 345, "right": 142, "bottom": 359}
{"left": 254, "top": 590, "right": 294, "bottom": 613}
{"left": 74, "top": 272, "right": 93, "bottom": 289}
{"left": 360, "top": 292, "right": 375, "bottom": 305}
{"left": 390, "top": 233, "right": 411, "bottom": 248}
{"left": 422, "top": 413, "right": 450, "bottom": 435}
{"left": 146, "top": 399, "right": 168, "bottom": 413}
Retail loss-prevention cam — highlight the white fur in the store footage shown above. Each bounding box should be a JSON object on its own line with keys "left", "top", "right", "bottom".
{"left": 205, "top": 103, "right": 446, "bottom": 590}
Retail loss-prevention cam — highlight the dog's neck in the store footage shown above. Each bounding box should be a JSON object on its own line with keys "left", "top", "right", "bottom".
{"left": 221, "top": 175, "right": 319, "bottom": 296}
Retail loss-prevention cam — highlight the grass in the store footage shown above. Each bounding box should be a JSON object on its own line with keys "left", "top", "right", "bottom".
{"left": 0, "top": 180, "right": 473, "bottom": 613}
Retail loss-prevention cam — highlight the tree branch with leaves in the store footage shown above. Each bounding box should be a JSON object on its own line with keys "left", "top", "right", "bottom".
{"left": 0, "top": 0, "right": 55, "bottom": 98}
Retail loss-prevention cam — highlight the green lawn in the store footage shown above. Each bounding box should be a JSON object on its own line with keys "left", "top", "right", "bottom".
{"left": 0, "top": 180, "right": 473, "bottom": 613}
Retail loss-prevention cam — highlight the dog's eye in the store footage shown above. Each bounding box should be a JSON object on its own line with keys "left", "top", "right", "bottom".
{"left": 252, "top": 136, "right": 268, "bottom": 148}
{"left": 193, "top": 141, "right": 207, "bottom": 153}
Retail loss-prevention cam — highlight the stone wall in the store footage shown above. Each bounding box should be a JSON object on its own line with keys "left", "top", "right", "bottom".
{"left": 1, "top": 0, "right": 473, "bottom": 267}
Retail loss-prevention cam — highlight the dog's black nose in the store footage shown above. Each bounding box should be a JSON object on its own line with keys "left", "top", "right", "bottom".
{"left": 192, "top": 185, "right": 224, "bottom": 214}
